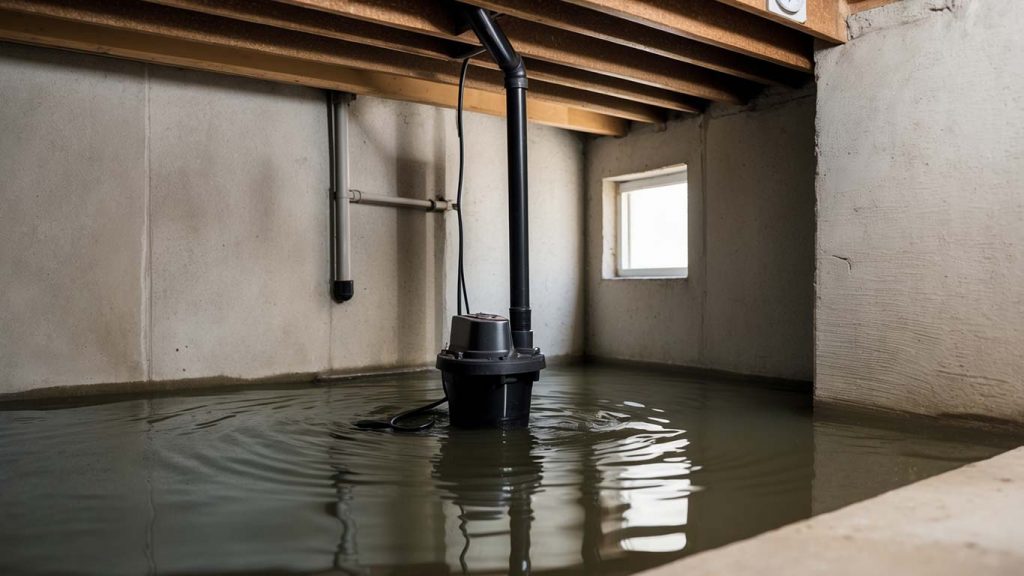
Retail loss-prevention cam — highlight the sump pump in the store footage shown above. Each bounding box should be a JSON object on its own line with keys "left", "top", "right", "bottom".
{"left": 436, "top": 6, "right": 545, "bottom": 428}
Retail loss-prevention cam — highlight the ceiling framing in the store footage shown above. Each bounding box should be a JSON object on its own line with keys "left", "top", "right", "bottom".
{"left": 0, "top": 0, "right": 859, "bottom": 136}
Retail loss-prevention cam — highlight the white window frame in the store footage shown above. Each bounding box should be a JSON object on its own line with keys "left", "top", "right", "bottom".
{"left": 616, "top": 170, "right": 688, "bottom": 278}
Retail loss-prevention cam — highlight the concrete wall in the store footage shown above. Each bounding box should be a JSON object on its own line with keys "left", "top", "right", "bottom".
{"left": 584, "top": 90, "right": 816, "bottom": 381}
{"left": 0, "top": 43, "right": 584, "bottom": 395}
{"left": 815, "top": 0, "right": 1024, "bottom": 422}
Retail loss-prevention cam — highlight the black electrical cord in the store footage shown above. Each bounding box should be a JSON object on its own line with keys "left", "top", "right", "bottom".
{"left": 354, "top": 59, "right": 473, "bottom": 433}
{"left": 456, "top": 57, "right": 472, "bottom": 316}
{"left": 354, "top": 396, "right": 448, "bottom": 432}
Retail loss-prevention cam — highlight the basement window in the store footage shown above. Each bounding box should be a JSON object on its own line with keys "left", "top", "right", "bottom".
{"left": 616, "top": 170, "right": 688, "bottom": 278}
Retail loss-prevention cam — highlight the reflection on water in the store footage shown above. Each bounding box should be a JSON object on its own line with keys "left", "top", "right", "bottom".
{"left": 0, "top": 364, "right": 1018, "bottom": 575}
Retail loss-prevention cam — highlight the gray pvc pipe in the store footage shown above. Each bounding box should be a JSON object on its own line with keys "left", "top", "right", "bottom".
{"left": 334, "top": 94, "right": 352, "bottom": 286}
{"left": 349, "top": 190, "right": 451, "bottom": 212}
{"left": 328, "top": 92, "right": 450, "bottom": 304}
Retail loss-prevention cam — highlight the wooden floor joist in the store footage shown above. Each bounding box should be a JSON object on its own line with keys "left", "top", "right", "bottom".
{"left": 523, "top": 59, "right": 705, "bottom": 114}
{"left": 844, "top": 0, "right": 902, "bottom": 14}
{"left": 494, "top": 17, "right": 756, "bottom": 104}
{"left": 715, "top": 0, "right": 846, "bottom": 43}
{"left": 0, "top": 9, "right": 628, "bottom": 136}
{"left": 0, "top": 0, "right": 837, "bottom": 135}
{"left": 275, "top": 0, "right": 462, "bottom": 42}
{"left": 562, "top": 0, "right": 814, "bottom": 72}
{"left": 0, "top": 0, "right": 663, "bottom": 123}
{"left": 273, "top": 0, "right": 757, "bottom": 103}
{"left": 147, "top": 0, "right": 704, "bottom": 113}
{"left": 462, "top": 0, "right": 809, "bottom": 87}
{"left": 146, "top": 0, "right": 474, "bottom": 61}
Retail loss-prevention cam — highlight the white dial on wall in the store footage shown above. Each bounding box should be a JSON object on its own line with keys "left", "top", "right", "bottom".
{"left": 774, "top": 0, "right": 803, "bottom": 14}
{"left": 768, "top": 0, "right": 807, "bottom": 23}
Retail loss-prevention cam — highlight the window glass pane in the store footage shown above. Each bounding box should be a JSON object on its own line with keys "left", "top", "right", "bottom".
{"left": 622, "top": 182, "right": 687, "bottom": 270}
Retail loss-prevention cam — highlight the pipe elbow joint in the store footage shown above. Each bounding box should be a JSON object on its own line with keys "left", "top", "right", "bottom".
{"left": 503, "top": 59, "right": 528, "bottom": 90}
{"left": 465, "top": 6, "right": 528, "bottom": 89}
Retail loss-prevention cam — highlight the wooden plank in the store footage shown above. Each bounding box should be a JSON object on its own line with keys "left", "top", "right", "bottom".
{"left": 276, "top": 0, "right": 462, "bottom": 41}
{"left": 524, "top": 59, "right": 704, "bottom": 114}
{"left": 144, "top": 0, "right": 703, "bottom": 113}
{"left": 462, "top": 0, "right": 808, "bottom": 86}
{"left": 146, "top": 0, "right": 471, "bottom": 60}
{"left": 0, "top": 9, "right": 628, "bottom": 136}
{"left": 562, "top": 0, "right": 814, "bottom": 72}
{"left": 0, "top": 0, "right": 662, "bottom": 123}
{"left": 494, "top": 17, "right": 756, "bottom": 103}
{"left": 714, "top": 0, "right": 846, "bottom": 43}
{"left": 527, "top": 80, "right": 668, "bottom": 122}
{"left": 276, "top": 0, "right": 757, "bottom": 103}
{"left": 845, "top": 0, "right": 902, "bottom": 14}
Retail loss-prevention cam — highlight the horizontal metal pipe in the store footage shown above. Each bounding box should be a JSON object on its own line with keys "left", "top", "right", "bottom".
{"left": 348, "top": 189, "right": 451, "bottom": 212}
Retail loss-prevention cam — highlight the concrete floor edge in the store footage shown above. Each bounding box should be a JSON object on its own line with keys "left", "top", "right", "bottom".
{"left": 639, "top": 445, "right": 1024, "bottom": 576}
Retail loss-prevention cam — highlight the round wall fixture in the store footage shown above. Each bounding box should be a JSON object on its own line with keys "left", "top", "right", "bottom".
{"left": 774, "top": 0, "right": 804, "bottom": 15}
{"left": 768, "top": 0, "right": 807, "bottom": 23}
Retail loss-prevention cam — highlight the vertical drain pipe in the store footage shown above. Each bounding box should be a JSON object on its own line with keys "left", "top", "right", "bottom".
{"left": 465, "top": 8, "right": 533, "bottom": 351}
{"left": 329, "top": 92, "right": 353, "bottom": 303}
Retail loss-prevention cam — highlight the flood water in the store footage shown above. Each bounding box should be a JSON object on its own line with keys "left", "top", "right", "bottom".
{"left": 0, "top": 363, "right": 1018, "bottom": 576}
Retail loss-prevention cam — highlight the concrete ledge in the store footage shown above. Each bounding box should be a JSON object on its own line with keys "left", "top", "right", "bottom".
{"left": 584, "top": 355, "right": 813, "bottom": 392}
{"left": 641, "top": 446, "right": 1024, "bottom": 576}
{"left": 0, "top": 355, "right": 585, "bottom": 405}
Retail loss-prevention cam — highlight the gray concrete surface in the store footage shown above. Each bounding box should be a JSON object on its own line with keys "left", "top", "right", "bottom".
{"left": 586, "top": 118, "right": 705, "bottom": 369}
{"left": 0, "top": 45, "right": 148, "bottom": 392}
{"left": 641, "top": 445, "right": 1024, "bottom": 576}
{"left": 330, "top": 96, "right": 446, "bottom": 371}
{"left": 815, "top": 0, "right": 1024, "bottom": 422}
{"left": 0, "top": 43, "right": 585, "bottom": 394}
{"left": 584, "top": 89, "right": 815, "bottom": 381}
{"left": 149, "top": 68, "right": 331, "bottom": 382}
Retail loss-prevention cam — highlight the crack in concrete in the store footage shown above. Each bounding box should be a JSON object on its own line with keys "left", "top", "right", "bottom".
{"left": 831, "top": 255, "right": 853, "bottom": 272}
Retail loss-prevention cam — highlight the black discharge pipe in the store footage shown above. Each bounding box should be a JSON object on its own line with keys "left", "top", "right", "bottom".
{"left": 464, "top": 7, "right": 533, "bottom": 350}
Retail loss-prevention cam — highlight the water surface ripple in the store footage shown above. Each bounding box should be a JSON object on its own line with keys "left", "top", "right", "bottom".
{"left": 0, "top": 364, "right": 1016, "bottom": 575}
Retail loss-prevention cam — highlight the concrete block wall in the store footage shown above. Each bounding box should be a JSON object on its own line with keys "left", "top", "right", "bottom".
{"left": 815, "top": 0, "right": 1024, "bottom": 422}
{"left": 0, "top": 43, "right": 584, "bottom": 395}
{"left": 584, "top": 89, "right": 816, "bottom": 381}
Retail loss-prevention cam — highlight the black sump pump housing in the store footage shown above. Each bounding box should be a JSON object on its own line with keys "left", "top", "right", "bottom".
{"left": 438, "top": 314, "right": 545, "bottom": 428}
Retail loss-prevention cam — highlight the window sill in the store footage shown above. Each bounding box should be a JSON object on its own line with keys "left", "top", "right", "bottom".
{"left": 611, "top": 266, "right": 688, "bottom": 280}
{"left": 603, "top": 275, "right": 688, "bottom": 281}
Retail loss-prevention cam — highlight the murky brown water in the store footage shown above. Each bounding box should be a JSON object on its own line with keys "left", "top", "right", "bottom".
{"left": 0, "top": 364, "right": 1018, "bottom": 575}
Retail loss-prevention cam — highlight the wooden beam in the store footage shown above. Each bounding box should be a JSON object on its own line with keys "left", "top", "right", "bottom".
{"left": 0, "top": 9, "right": 628, "bottom": 136}
{"left": 276, "top": 0, "right": 462, "bottom": 41}
{"left": 494, "top": 18, "right": 756, "bottom": 103}
{"left": 522, "top": 79, "right": 668, "bottom": 123}
{"left": 0, "top": 0, "right": 661, "bottom": 123}
{"left": 714, "top": 0, "right": 846, "bottom": 43}
{"left": 462, "top": 0, "right": 808, "bottom": 86}
{"left": 146, "top": 0, "right": 471, "bottom": 60}
{"left": 276, "top": 0, "right": 757, "bottom": 103}
{"left": 144, "top": 0, "right": 703, "bottom": 113}
{"left": 845, "top": 0, "right": 902, "bottom": 14}
{"left": 524, "top": 59, "right": 704, "bottom": 114}
{"left": 561, "top": 0, "right": 814, "bottom": 72}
